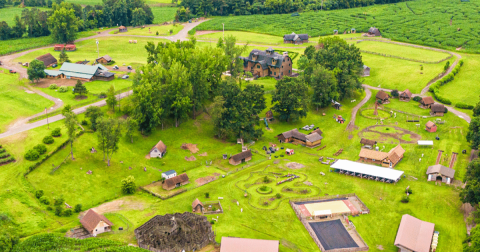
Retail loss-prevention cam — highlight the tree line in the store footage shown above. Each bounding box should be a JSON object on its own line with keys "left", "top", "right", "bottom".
{"left": 0, "top": 0, "right": 154, "bottom": 42}
{"left": 175, "top": 0, "right": 410, "bottom": 21}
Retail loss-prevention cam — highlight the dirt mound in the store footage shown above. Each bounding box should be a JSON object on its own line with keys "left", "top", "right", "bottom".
{"left": 195, "top": 176, "right": 216, "bottom": 186}
{"left": 185, "top": 156, "right": 197, "bottom": 161}
{"left": 181, "top": 143, "right": 199, "bottom": 154}
{"left": 273, "top": 160, "right": 280, "bottom": 164}
{"left": 198, "top": 152, "right": 207, "bottom": 156}
{"left": 286, "top": 162, "right": 305, "bottom": 169}
{"left": 91, "top": 199, "right": 144, "bottom": 214}
{"left": 359, "top": 125, "right": 421, "bottom": 144}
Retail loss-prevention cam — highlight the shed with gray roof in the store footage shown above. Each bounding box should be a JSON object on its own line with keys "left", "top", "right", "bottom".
{"left": 43, "top": 62, "right": 115, "bottom": 81}
{"left": 427, "top": 164, "right": 455, "bottom": 184}
{"left": 283, "top": 32, "right": 309, "bottom": 45}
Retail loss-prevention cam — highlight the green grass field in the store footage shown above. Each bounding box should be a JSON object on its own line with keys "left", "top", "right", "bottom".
{"left": 437, "top": 53, "right": 480, "bottom": 107}
{"left": 0, "top": 6, "right": 50, "bottom": 26}
{"left": 361, "top": 54, "right": 454, "bottom": 94}
{"left": 0, "top": 69, "right": 54, "bottom": 133}
{"left": 354, "top": 40, "right": 451, "bottom": 62}
{"left": 110, "top": 24, "right": 182, "bottom": 36}
{"left": 151, "top": 6, "right": 177, "bottom": 24}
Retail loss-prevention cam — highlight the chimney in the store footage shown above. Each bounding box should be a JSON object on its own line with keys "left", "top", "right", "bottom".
{"left": 283, "top": 52, "right": 288, "bottom": 57}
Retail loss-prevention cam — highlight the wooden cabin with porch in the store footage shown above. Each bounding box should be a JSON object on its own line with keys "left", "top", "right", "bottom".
{"left": 36, "top": 53, "right": 57, "bottom": 68}
{"left": 421, "top": 97, "right": 435, "bottom": 108}
{"left": 360, "top": 138, "right": 377, "bottom": 149}
{"left": 162, "top": 173, "right": 189, "bottom": 190}
{"left": 276, "top": 129, "right": 323, "bottom": 147}
{"left": 399, "top": 89, "right": 412, "bottom": 101}
{"left": 192, "top": 198, "right": 204, "bottom": 213}
{"left": 376, "top": 90, "right": 390, "bottom": 104}
{"left": 430, "top": 103, "right": 445, "bottom": 116}
{"left": 229, "top": 150, "right": 252, "bottom": 166}
{"left": 359, "top": 145, "right": 405, "bottom": 168}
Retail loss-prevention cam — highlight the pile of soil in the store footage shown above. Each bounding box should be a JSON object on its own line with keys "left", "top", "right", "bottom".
{"left": 198, "top": 152, "right": 207, "bottom": 156}
{"left": 195, "top": 176, "right": 216, "bottom": 186}
{"left": 185, "top": 156, "right": 196, "bottom": 161}
{"left": 181, "top": 143, "right": 199, "bottom": 154}
{"left": 286, "top": 162, "right": 305, "bottom": 169}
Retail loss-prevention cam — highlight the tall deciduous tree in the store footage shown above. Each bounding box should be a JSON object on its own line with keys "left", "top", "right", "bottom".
{"left": 85, "top": 106, "right": 103, "bottom": 131}
{"left": 460, "top": 160, "right": 480, "bottom": 205}
{"left": 131, "top": 7, "right": 146, "bottom": 27}
{"left": 473, "top": 100, "right": 480, "bottom": 117}
{"left": 272, "top": 77, "right": 308, "bottom": 122}
{"left": 168, "top": 61, "right": 192, "bottom": 127}
{"left": 223, "top": 35, "right": 247, "bottom": 79}
{"left": 106, "top": 85, "right": 117, "bottom": 111}
{"left": 124, "top": 117, "right": 138, "bottom": 143}
{"left": 467, "top": 117, "right": 480, "bottom": 150}
{"left": 48, "top": 3, "right": 79, "bottom": 43}
{"left": 97, "top": 117, "right": 122, "bottom": 166}
{"left": 11, "top": 15, "right": 25, "bottom": 39}
{"left": 27, "top": 59, "right": 45, "bottom": 83}
{"left": 64, "top": 111, "right": 77, "bottom": 160}
{"left": 310, "top": 64, "right": 338, "bottom": 110}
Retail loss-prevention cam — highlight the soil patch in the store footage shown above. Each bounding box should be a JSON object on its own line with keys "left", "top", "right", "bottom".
{"left": 286, "top": 162, "right": 305, "bottom": 169}
{"left": 195, "top": 176, "right": 217, "bottom": 186}
{"left": 35, "top": 78, "right": 78, "bottom": 88}
{"left": 304, "top": 181, "right": 313, "bottom": 186}
{"left": 359, "top": 125, "right": 421, "bottom": 144}
{"left": 273, "top": 160, "right": 280, "bottom": 164}
{"left": 185, "top": 156, "right": 196, "bottom": 161}
{"left": 24, "top": 89, "right": 35, "bottom": 94}
{"left": 196, "top": 30, "right": 221, "bottom": 36}
{"left": 145, "top": 154, "right": 151, "bottom": 160}
{"left": 198, "top": 152, "right": 207, "bottom": 156}
{"left": 121, "top": 114, "right": 129, "bottom": 119}
{"left": 90, "top": 199, "right": 144, "bottom": 214}
{"left": 376, "top": 245, "right": 384, "bottom": 250}
{"left": 181, "top": 143, "right": 199, "bottom": 154}
{"left": 74, "top": 95, "right": 88, "bottom": 100}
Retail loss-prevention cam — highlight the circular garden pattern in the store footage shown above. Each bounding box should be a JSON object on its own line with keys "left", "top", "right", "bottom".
{"left": 360, "top": 109, "right": 391, "bottom": 120}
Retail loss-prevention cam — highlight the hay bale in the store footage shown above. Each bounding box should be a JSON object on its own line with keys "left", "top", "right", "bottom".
{"left": 181, "top": 143, "right": 199, "bottom": 154}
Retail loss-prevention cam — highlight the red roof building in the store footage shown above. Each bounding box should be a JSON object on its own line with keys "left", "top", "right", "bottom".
{"left": 394, "top": 214, "right": 435, "bottom": 252}
{"left": 425, "top": 121, "right": 437, "bottom": 133}
{"left": 65, "top": 44, "right": 76, "bottom": 51}
{"left": 54, "top": 44, "right": 65, "bottom": 51}
{"left": 220, "top": 237, "right": 279, "bottom": 252}
{"left": 80, "top": 209, "right": 113, "bottom": 236}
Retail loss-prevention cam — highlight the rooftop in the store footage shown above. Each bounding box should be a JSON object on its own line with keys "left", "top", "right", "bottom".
{"left": 220, "top": 237, "right": 279, "bottom": 252}
{"left": 394, "top": 214, "right": 435, "bottom": 252}
{"left": 331, "top": 159, "right": 404, "bottom": 181}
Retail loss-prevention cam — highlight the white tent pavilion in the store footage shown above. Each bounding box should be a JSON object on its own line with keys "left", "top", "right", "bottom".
{"left": 330, "top": 159, "right": 404, "bottom": 183}
{"left": 417, "top": 140, "right": 433, "bottom": 146}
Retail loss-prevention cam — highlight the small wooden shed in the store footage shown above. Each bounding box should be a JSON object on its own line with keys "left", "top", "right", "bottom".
{"left": 376, "top": 90, "right": 390, "bottom": 104}
{"left": 430, "top": 104, "right": 445, "bottom": 116}
{"left": 192, "top": 198, "right": 204, "bottom": 213}
{"left": 421, "top": 97, "right": 435, "bottom": 108}
{"left": 119, "top": 26, "right": 127, "bottom": 32}
{"left": 368, "top": 27, "right": 381, "bottom": 36}
{"left": 425, "top": 121, "right": 437, "bottom": 133}
{"left": 399, "top": 89, "right": 412, "bottom": 101}
{"left": 427, "top": 164, "right": 455, "bottom": 184}
{"left": 363, "top": 65, "right": 370, "bottom": 77}
{"left": 229, "top": 150, "right": 252, "bottom": 166}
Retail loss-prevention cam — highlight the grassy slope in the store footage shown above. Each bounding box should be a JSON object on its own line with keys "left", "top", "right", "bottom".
{"left": 355, "top": 40, "right": 451, "bottom": 62}
{"left": 110, "top": 24, "right": 182, "bottom": 36}
{"left": 437, "top": 53, "right": 480, "bottom": 107}
{"left": 0, "top": 6, "right": 50, "bottom": 26}
{"left": 0, "top": 69, "right": 53, "bottom": 133}
{"left": 151, "top": 7, "right": 177, "bottom": 24}
{"left": 361, "top": 54, "right": 454, "bottom": 94}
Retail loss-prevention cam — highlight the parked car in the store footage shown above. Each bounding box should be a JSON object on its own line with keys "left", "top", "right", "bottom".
{"left": 122, "top": 75, "right": 129, "bottom": 79}
{"left": 127, "top": 66, "right": 132, "bottom": 70}
{"left": 113, "top": 65, "right": 119, "bottom": 70}
{"left": 9, "top": 69, "right": 16, "bottom": 73}
{"left": 52, "top": 64, "right": 57, "bottom": 68}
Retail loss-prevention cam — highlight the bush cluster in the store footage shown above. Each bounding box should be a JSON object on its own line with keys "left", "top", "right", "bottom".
{"left": 51, "top": 128, "right": 61, "bottom": 137}
{"left": 412, "top": 96, "right": 422, "bottom": 102}
{"left": 49, "top": 84, "right": 58, "bottom": 89}
{"left": 58, "top": 86, "right": 69, "bottom": 93}
{"left": 24, "top": 149, "right": 40, "bottom": 161}
{"left": 401, "top": 195, "right": 410, "bottom": 203}
{"left": 33, "top": 144, "right": 47, "bottom": 155}
{"left": 456, "top": 103, "right": 474, "bottom": 110}
{"left": 43, "top": 136, "right": 54, "bottom": 144}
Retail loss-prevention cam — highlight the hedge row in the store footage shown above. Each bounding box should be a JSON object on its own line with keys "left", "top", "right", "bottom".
{"left": 429, "top": 60, "right": 464, "bottom": 106}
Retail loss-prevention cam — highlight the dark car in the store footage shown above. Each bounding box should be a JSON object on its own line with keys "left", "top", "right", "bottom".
{"left": 127, "top": 66, "right": 132, "bottom": 70}
{"left": 122, "top": 75, "right": 129, "bottom": 79}
{"left": 9, "top": 69, "right": 16, "bottom": 73}
{"left": 52, "top": 64, "right": 57, "bottom": 68}
{"left": 113, "top": 65, "right": 119, "bottom": 70}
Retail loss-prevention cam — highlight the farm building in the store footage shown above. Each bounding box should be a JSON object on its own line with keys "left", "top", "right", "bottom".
{"left": 135, "top": 212, "right": 215, "bottom": 252}
{"left": 359, "top": 145, "right": 405, "bottom": 168}
{"left": 43, "top": 63, "right": 110, "bottom": 81}
{"left": 351, "top": 28, "right": 356, "bottom": 33}
{"left": 421, "top": 97, "right": 435, "bottom": 108}
{"left": 367, "top": 27, "right": 381, "bottom": 36}
{"left": 399, "top": 89, "right": 413, "bottom": 101}
{"left": 430, "top": 103, "right": 445, "bottom": 116}
{"left": 376, "top": 90, "right": 390, "bottom": 103}
{"left": 80, "top": 209, "right": 113, "bottom": 237}
{"left": 276, "top": 129, "right": 323, "bottom": 147}
{"left": 76, "top": 60, "right": 89, "bottom": 65}
{"left": 44, "top": 62, "right": 115, "bottom": 82}
{"left": 283, "top": 32, "right": 309, "bottom": 45}
{"left": 65, "top": 44, "right": 76, "bottom": 51}
{"left": 119, "top": 26, "right": 127, "bottom": 32}
{"left": 360, "top": 138, "right": 377, "bottom": 149}
{"left": 161, "top": 170, "right": 176, "bottom": 179}
{"left": 150, "top": 140, "right": 167, "bottom": 158}
{"left": 96, "top": 55, "right": 113, "bottom": 64}
{"left": 425, "top": 121, "right": 437, "bottom": 133}
{"left": 55, "top": 44, "right": 76, "bottom": 51}
{"left": 240, "top": 48, "right": 293, "bottom": 79}
{"left": 192, "top": 198, "right": 204, "bottom": 213}
{"left": 427, "top": 164, "right": 455, "bottom": 184}
{"left": 362, "top": 65, "right": 370, "bottom": 77}
{"left": 220, "top": 237, "right": 279, "bottom": 252}
{"left": 330, "top": 159, "right": 404, "bottom": 183}
{"left": 229, "top": 150, "right": 252, "bottom": 166}
{"left": 36, "top": 53, "right": 57, "bottom": 68}
{"left": 163, "top": 173, "right": 189, "bottom": 190}
{"left": 394, "top": 214, "right": 435, "bottom": 252}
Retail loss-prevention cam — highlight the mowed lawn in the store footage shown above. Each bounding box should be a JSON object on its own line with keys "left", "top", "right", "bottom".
{"left": 354, "top": 41, "right": 451, "bottom": 62}
{"left": 111, "top": 24, "right": 182, "bottom": 36}
{"left": 16, "top": 36, "right": 170, "bottom": 67}
{"left": 361, "top": 53, "right": 453, "bottom": 93}
{"left": 0, "top": 6, "right": 50, "bottom": 26}
{"left": 151, "top": 7, "right": 177, "bottom": 24}
{"left": 0, "top": 69, "right": 53, "bottom": 133}
{"left": 437, "top": 53, "right": 480, "bottom": 107}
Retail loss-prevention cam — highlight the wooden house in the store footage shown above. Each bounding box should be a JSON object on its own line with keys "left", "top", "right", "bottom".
{"left": 421, "top": 97, "right": 435, "bottom": 108}
{"left": 359, "top": 145, "right": 405, "bottom": 168}
{"left": 399, "top": 89, "right": 412, "bottom": 101}
{"left": 54, "top": 44, "right": 64, "bottom": 51}
{"left": 150, "top": 140, "right": 166, "bottom": 158}
{"left": 65, "top": 44, "right": 76, "bottom": 51}
{"left": 360, "top": 138, "right": 377, "bottom": 149}
{"left": 163, "top": 173, "right": 189, "bottom": 190}
{"left": 363, "top": 65, "right": 370, "bottom": 77}
{"left": 376, "top": 90, "right": 390, "bottom": 104}
{"left": 427, "top": 164, "right": 455, "bottom": 184}
{"left": 36, "top": 53, "right": 57, "bottom": 68}
{"left": 425, "top": 121, "right": 437, "bottom": 133}
{"left": 80, "top": 209, "right": 113, "bottom": 237}
{"left": 229, "top": 150, "right": 252, "bottom": 166}
{"left": 430, "top": 103, "right": 445, "bottom": 116}
{"left": 394, "top": 215, "right": 435, "bottom": 252}
{"left": 240, "top": 48, "right": 293, "bottom": 79}
{"left": 283, "top": 33, "right": 309, "bottom": 45}
{"left": 276, "top": 129, "right": 323, "bottom": 147}
{"left": 96, "top": 55, "right": 113, "bottom": 64}
{"left": 119, "top": 26, "right": 127, "bottom": 32}
{"left": 368, "top": 27, "right": 381, "bottom": 36}
{"left": 192, "top": 198, "right": 204, "bottom": 213}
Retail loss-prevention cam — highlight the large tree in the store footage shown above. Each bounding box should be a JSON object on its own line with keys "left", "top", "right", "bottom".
{"left": 73, "top": 80, "right": 87, "bottom": 97}
{"left": 124, "top": 117, "right": 138, "bottom": 143}
{"left": 467, "top": 117, "right": 480, "bottom": 150}
{"left": 464, "top": 225, "right": 480, "bottom": 252}
{"left": 106, "top": 85, "right": 117, "bottom": 111}
{"left": 223, "top": 35, "right": 247, "bottom": 79}
{"left": 97, "top": 117, "right": 122, "bottom": 166}
{"left": 271, "top": 77, "right": 308, "bottom": 122}
{"left": 64, "top": 111, "right": 77, "bottom": 160}
{"left": 85, "top": 106, "right": 103, "bottom": 131}
{"left": 130, "top": 7, "right": 146, "bottom": 27}
{"left": 48, "top": 3, "right": 79, "bottom": 43}
{"left": 27, "top": 59, "right": 46, "bottom": 83}
{"left": 310, "top": 64, "right": 338, "bottom": 110}
{"left": 461, "top": 160, "right": 480, "bottom": 205}
{"left": 168, "top": 61, "right": 192, "bottom": 127}
{"left": 473, "top": 100, "right": 480, "bottom": 117}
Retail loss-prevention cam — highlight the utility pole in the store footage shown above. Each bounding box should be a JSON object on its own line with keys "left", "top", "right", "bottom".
{"left": 222, "top": 23, "right": 225, "bottom": 41}
{"left": 96, "top": 40, "right": 99, "bottom": 60}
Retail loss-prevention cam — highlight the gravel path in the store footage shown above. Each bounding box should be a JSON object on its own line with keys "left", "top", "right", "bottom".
{"left": 346, "top": 87, "right": 371, "bottom": 130}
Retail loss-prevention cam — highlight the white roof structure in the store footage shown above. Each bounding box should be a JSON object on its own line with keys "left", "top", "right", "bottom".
{"left": 417, "top": 140, "right": 433, "bottom": 146}
{"left": 313, "top": 210, "right": 332, "bottom": 216}
{"left": 330, "top": 159, "right": 404, "bottom": 182}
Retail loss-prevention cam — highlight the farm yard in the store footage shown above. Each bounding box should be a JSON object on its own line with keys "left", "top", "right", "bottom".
{"left": 1, "top": 0, "right": 479, "bottom": 251}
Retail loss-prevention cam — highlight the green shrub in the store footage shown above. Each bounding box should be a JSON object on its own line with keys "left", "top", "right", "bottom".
{"left": 49, "top": 84, "right": 58, "bottom": 89}
{"left": 406, "top": 188, "right": 413, "bottom": 194}
{"left": 74, "top": 204, "right": 82, "bottom": 213}
{"left": 81, "top": 120, "right": 88, "bottom": 126}
{"left": 210, "top": 220, "right": 215, "bottom": 225}
{"left": 55, "top": 206, "right": 63, "bottom": 216}
{"left": 43, "top": 135, "right": 54, "bottom": 144}
{"left": 24, "top": 149, "right": 39, "bottom": 161}
{"left": 39, "top": 196, "right": 50, "bottom": 205}
{"left": 35, "top": 190, "right": 44, "bottom": 199}
{"left": 33, "top": 144, "right": 47, "bottom": 155}
{"left": 260, "top": 185, "right": 268, "bottom": 191}
{"left": 63, "top": 209, "right": 72, "bottom": 217}
{"left": 46, "top": 206, "right": 53, "bottom": 211}
{"left": 275, "top": 193, "right": 281, "bottom": 199}
{"left": 121, "top": 176, "right": 136, "bottom": 194}
{"left": 53, "top": 196, "right": 64, "bottom": 206}
{"left": 401, "top": 196, "right": 410, "bottom": 203}
{"left": 391, "top": 89, "right": 399, "bottom": 97}
{"left": 58, "top": 86, "right": 69, "bottom": 93}
{"left": 455, "top": 103, "right": 474, "bottom": 110}
{"left": 51, "top": 128, "right": 61, "bottom": 137}
{"left": 205, "top": 192, "right": 210, "bottom": 198}
{"left": 99, "top": 92, "right": 107, "bottom": 98}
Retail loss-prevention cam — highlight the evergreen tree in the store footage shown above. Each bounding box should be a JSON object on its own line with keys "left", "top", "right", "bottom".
{"left": 72, "top": 80, "right": 87, "bottom": 96}
{"left": 59, "top": 48, "right": 70, "bottom": 64}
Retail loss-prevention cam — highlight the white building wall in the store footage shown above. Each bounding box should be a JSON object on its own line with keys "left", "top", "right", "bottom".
{"left": 150, "top": 148, "right": 163, "bottom": 158}
{"left": 92, "top": 221, "right": 110, "bottom": 236}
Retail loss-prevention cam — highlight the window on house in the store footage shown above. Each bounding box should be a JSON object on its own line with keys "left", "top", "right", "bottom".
{"left": 257, "top": 65, "right": 260, "bottom": 69}
{"left": 289, "top": 63, "right": 291, "bottom": 66}
{"left": 274, "top": 72, "right": 276, "bottom": 75}
{"left": 289, "top": 70, "right": 291, "bottom": 73}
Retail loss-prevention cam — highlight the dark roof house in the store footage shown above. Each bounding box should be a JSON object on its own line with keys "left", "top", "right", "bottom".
{"left": 36, "top": 53, "right": 58, "bottom": 67}
{"left": 376, "top": 90, "right": 390, "bottom": 102}
{"left": 283, "top": 32, "right": 309, "bottom": 44}
{"left": 230, "top": 150, "right": 252, "bottom": 165}
{"left": 360, "top": 138, "right": 377, "bottom": 146}
{"left": 368, "top": 27, "right": 381, "bottom": 36}
{"left": 163, "top": 173, "right": 189, "bottom": 190}
{"left": 96, "top": 55, "right": 113, "bottom": 64}
{"left": 430, "top": 104, "right": 445, "bottom": 115}
{"left": 240, "top": 48, "right": 293, "bottom": 79}
{"left": 394, "top": 214, "right": 435, "bottom": 252}
{"left": 400, "top": 89, "right": 413, "bottom": 101}
{"left": 421, "top": 97, "right": 435, "bottom": 107}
